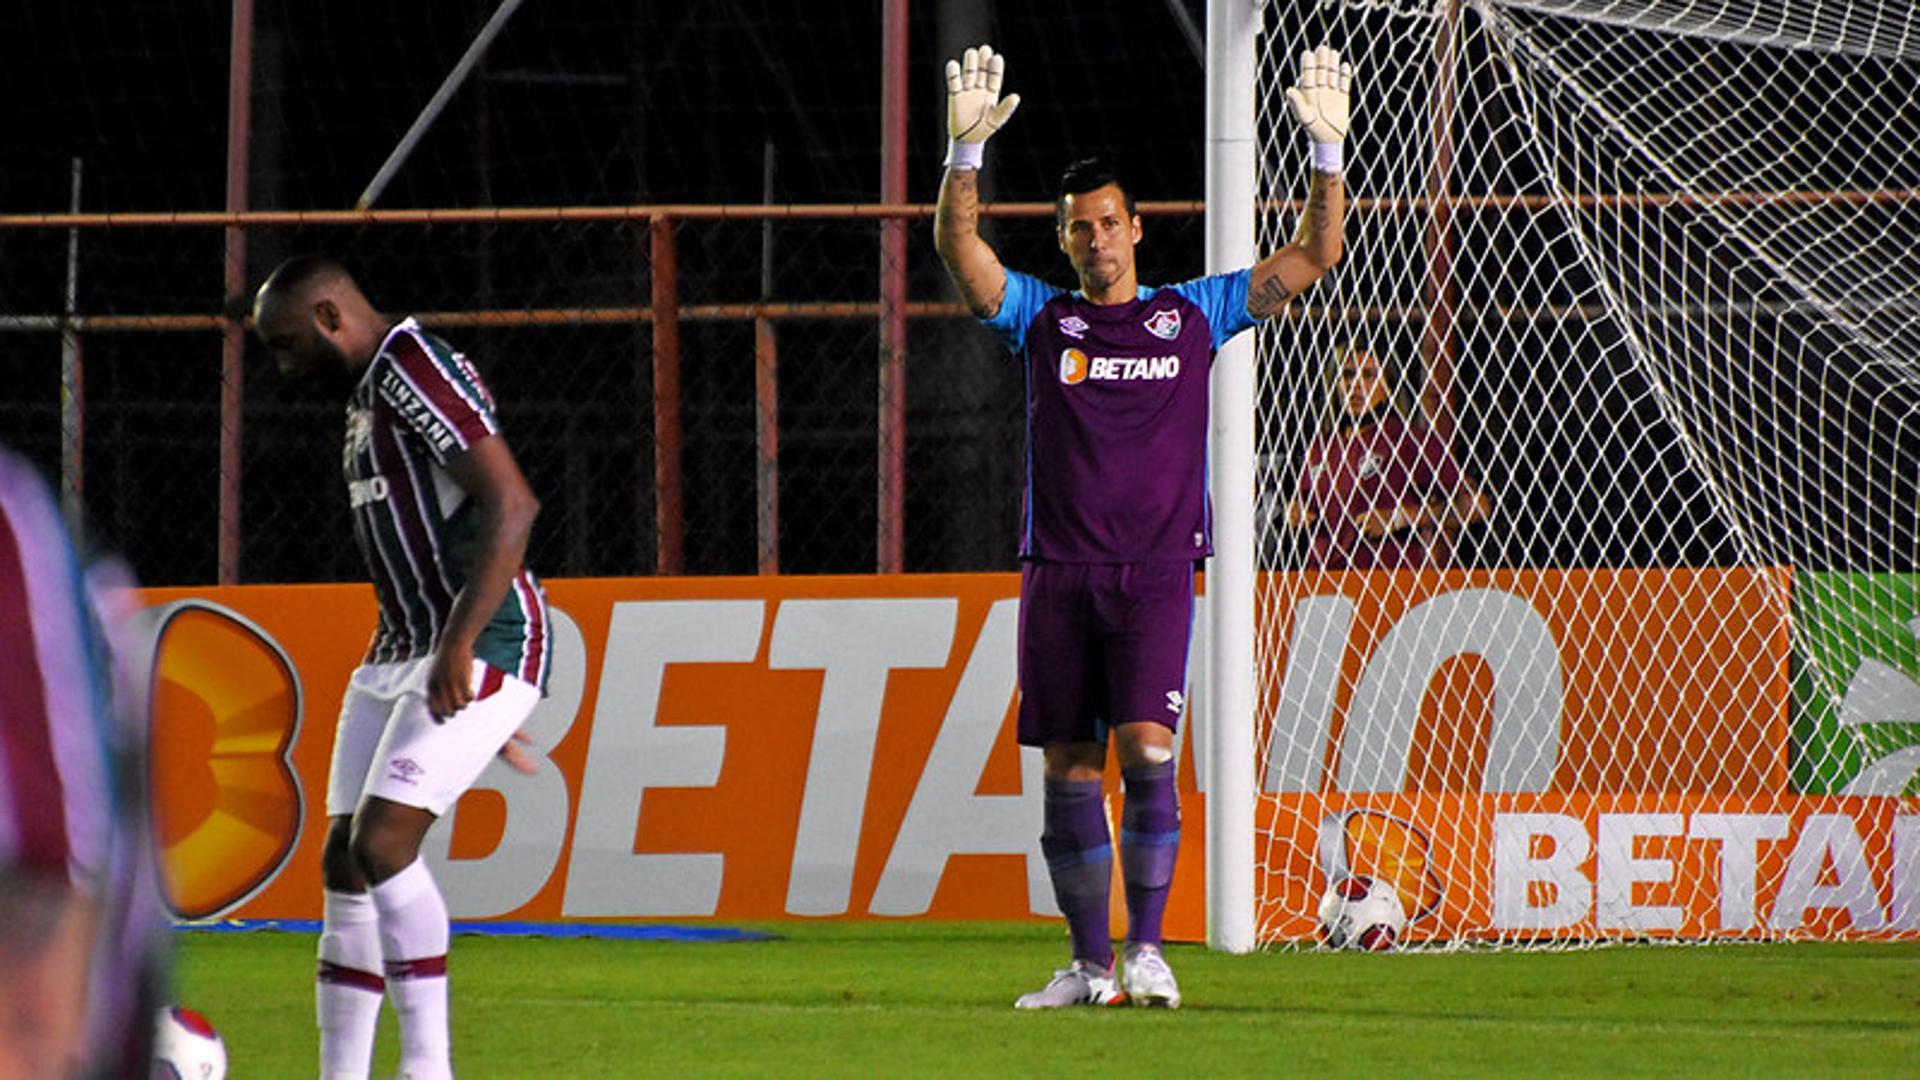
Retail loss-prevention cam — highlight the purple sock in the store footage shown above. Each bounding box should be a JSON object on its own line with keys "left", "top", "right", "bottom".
{"left": 1041, "top": 777, "right": 1114, "bottom": 968}
{"left": 1120, "top": 760, "right": 1180, "bottom": 947}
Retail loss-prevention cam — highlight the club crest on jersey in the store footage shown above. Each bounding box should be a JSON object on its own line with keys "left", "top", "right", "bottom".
{"left": 1356, "top": 452, "right": 1383, "bottom": 479}
{"left": 344, "top": 407, "right": 373, "bottom": 464}
{"left": 1143, "top": 309, "right": 1182, "bottom": 340}
{"left": 1058, "top": 315, "right": 1090, "bottom": 340}
{"left": 1059, "top": 348, "right": 1090, "bottom": 385}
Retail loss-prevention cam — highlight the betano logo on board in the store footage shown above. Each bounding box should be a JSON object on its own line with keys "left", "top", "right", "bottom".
{"left": 139, "top": 571, "right": 1919, "bottom": 941}
{"left": 141, "top": 600, "right": 303, "bottom": 919}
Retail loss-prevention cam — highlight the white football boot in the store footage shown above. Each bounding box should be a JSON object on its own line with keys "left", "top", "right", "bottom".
{"left": 1013, "top": 959, "right": 1124, "bottom": 1009}
{"left": 1120, "top": 942, "right": 1182, "bottom": 1009}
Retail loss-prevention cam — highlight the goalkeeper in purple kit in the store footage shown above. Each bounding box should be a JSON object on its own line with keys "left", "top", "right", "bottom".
{"left": 933, "top": 43, "right": 1351, "bottom": 1008}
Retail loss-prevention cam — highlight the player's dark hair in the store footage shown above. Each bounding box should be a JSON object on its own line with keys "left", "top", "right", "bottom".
{"left": 258, "top": 253, "right": 352, "bottom": 300}
{"left": 1055, "top": 157, "right": 1137, "bottom": 229}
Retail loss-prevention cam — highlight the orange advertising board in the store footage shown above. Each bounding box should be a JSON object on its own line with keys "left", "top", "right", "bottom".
{"left": 1262, "top": 793, "right": 1917, "bottom": 940}
{"left": 143, "top": 575, "right": 1097, "bottom": 927}
{"left": 139, "top": 569, "right": 1917, "bottom": 940}
{"left": 1257, "top": 568, "right": 1792, "bottom": 797}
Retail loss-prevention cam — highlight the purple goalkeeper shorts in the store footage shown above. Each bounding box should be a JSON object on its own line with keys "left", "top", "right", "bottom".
{"left": 1016, "top": 559, "right": 1197, "bottom": 747}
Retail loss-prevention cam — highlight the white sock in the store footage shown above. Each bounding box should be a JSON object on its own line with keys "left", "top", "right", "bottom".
{"left": 317, "top": 889, "right": 384, "bottom": 1080}
{"left": 370, "top": 859, "right": 453, "bottom": 1080}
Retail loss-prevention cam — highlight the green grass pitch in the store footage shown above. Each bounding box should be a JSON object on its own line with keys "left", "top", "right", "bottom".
{"left": 172, "top": 923, "right": 1919, "bottom": 1077}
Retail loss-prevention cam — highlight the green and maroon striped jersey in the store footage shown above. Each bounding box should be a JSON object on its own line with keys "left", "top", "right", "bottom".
{"left": 342, "top": 319, "right": 549, "bottom": 689}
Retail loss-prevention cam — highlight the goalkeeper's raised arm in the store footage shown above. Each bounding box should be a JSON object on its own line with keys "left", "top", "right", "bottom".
{"left": 934, "top": 44, "right": 1351, "bottom": 321}
{"left": 933, "top": 44, "right": 1020, "bottom": 318}
{"left": 1247, "top": 45, "right": 1352, "bottom": 318}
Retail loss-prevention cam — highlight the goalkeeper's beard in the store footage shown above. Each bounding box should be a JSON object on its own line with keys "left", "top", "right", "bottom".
{"left": 1078, "top": 252, "right": 1128, "bottom": 295}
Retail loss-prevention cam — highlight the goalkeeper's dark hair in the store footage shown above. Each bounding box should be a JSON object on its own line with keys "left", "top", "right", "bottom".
{"left": 1055, "top": 157, "right": 1138, "bottom": 229}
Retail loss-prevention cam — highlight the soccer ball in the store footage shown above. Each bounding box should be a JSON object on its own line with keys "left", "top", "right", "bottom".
{"left": 1317, "top": 874, "right": 1407, "bottom": 951}
{"left": 151, "top": 1005, "right": 227, "bottom": 1080}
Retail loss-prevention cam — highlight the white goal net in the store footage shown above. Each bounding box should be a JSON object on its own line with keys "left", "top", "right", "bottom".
{"left": 1249, "top": 0, "right": 1920, "bottom": 944}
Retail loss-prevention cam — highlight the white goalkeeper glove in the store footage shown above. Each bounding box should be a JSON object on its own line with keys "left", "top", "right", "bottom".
{"left": 1285, "top": 44, "right": 1354, "bottom": 173}
{"left": 944, "top": 44, "right": 1021, "bottom": 171}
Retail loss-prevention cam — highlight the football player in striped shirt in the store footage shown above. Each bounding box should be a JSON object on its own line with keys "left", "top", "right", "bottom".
{"left": 254, "top": 256, "right": 552, "bottom": 1080}
{"left": 934, "top": 45, "right": 1352, "bottom": 1009}
{"left": 0, "top": 448, "right": 166, "bottom": 1078}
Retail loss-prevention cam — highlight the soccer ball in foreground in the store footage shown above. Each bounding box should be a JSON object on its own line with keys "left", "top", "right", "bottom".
{"left": 151, "top": 1005, "right": 227, "bottom": 1080}
{"left": 1317, "top": 874, "right": 1407, "bottom": 951}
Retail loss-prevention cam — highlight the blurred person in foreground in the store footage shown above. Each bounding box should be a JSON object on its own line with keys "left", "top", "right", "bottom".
{"left": 0, "top": 449, "right": 166, "bottom": 1078}
{"left": 253, "top": 255, "right": 551, "bottom": 1080}
{"left": 933, "top": 43, "right": 1350, "bottom": 1008}
{"left": 1282, "top": 343, "right": 1488, "bottom": 569}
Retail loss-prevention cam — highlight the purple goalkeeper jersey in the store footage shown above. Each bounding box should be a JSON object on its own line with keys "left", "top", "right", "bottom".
{"left": 987, "top": 268, "right": 1256, "bottom": 562}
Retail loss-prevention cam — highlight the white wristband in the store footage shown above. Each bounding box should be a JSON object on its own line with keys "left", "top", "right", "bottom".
{"left": 944, "top": 140, "right": 984, "bottom": 171}
{"left": 1313, "top": 141, "right": 1345, "bottom": 174}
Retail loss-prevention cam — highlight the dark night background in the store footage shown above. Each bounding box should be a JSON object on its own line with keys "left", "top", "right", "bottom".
{"left": 3, "top": 1, "right": 1916, "bottom": 585}
{"left": 0, "top": 2, "right": 1225, "bottom": 584}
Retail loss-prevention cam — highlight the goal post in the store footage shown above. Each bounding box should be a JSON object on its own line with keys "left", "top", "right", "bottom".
{"left": 1203, "top": 0, "right": 1261, "bottom": 956}
{"left": 1205, "top": 0, "right": 1920, "bottom": 947}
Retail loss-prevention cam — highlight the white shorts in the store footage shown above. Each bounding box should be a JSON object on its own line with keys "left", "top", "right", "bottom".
{"left": 325, "top": 657, "right": 540, "bottom": 818}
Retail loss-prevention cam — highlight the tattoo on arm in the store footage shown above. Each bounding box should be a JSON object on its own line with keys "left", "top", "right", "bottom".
{"left": 1317, "top": 174, "right": 1343, "bottom": 238}
{"left": 1249, "top": 172, "right": 1346, "bottom": 319}
{"left": 1294, "top": 170, "right": 1343, "bottom": 249}
{"left": 1247, "top": 274, "right": 1294, "bottom": 317}
{"left": 939, "top": 169, "right": 980, "bottom": 237}
{"left": 935, "top": 168, "right": 1007, "bottom": 317}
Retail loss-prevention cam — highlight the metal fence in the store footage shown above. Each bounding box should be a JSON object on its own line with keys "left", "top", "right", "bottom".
{"left": 0, "top": 201, "right": 1207, "bottom": 585}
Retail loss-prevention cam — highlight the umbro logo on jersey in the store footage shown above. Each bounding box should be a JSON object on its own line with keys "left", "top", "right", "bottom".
{"left": 1357, "top": 452, "right": 1383, "bottom": 479}
{"left": 1165, "top": 690, "right": 1185, "bottom": 715}
{"left": 1058, "top": 315, "right": 1090, "bottom": 339}
{"left": 1059, "top": 348, "right": 1181, "bottom": 384}
{"left": 1144, "top": 309, "right": 1182, "bottom": 340}
{"left": 386, "top": 757, "right": 424, "bottom": 785}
